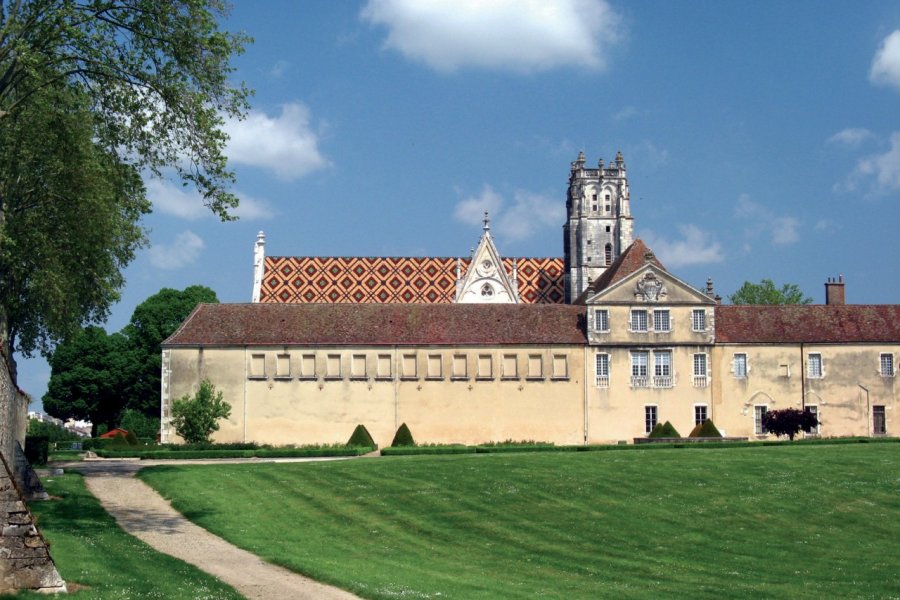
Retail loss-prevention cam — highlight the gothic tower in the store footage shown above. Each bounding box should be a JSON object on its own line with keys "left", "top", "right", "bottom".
{"left": 563, "top": 150, "right": 634, "bottom": 302}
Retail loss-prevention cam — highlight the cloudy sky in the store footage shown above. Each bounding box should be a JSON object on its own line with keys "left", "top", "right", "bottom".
{"left": 20, "top": 0, "right": 900, "bottom": 410}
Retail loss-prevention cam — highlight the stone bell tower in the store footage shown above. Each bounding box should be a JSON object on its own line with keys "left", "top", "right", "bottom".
{"left": 563, "top": 150, "right": 634, "bottom": 302}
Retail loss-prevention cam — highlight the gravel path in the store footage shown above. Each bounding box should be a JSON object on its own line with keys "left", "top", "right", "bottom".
{"left": 65, "top": 458, "right": 363, "bottom": 600}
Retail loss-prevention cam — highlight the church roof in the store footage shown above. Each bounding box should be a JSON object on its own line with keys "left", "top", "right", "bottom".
{"left": 575, "top": 239, "right": 666, "bottom": 303}
{"left": 165, "top": 303, "right": 587, "bottom": 347}
{"left": 259, "top": 256, "right": 565, "bottom": 304}
{"left": 714, "top": 305, "right": 900, "bottom": 343}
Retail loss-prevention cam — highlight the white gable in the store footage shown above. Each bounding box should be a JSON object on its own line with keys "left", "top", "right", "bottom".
{"left": 455, "top": 213, "right": 519, "bottom": 304}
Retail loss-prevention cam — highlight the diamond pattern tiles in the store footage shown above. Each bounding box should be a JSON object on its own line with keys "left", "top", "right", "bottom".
{"left": 260, "top": 256, "right": 565, "bottom": 304}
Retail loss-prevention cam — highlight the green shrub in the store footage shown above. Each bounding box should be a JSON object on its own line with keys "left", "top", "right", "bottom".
{"left": 118, "top": 409, "right": 161, "bottom": 439}
{"left": 347, "top": 424, "right": 376, "bottom": 448}
{"left": 24, "top": 436, "right": 49, "bottom": 465}
{"left": 689, "top": 419, "right": 723, "bottom": 438}
{"left": 648, "top": 421, "right": 681, "bottom": 438}
{"left": 390, "top": 423, "right": 416, "bottom": 447}
{"left": 125, "top": 430, "right": 140, "bottom": 446}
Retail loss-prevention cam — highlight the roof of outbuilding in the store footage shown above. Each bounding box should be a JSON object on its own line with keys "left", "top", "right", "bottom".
{"left": 714, "top": 305, "right": 900, "bottom": 343}
{"left": 164, "top": 303, "right": 588, "bottom": 347}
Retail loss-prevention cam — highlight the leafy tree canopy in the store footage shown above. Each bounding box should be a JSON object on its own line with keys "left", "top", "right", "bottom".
{"left": 0, "top": 0, "right": 250, "bottom": 364}
{"left": 729, "top": 279, "right": 813, "bottom": 305}
{"left": 762, "top": 408, "right": 819, "bottom": 441}
{"left": 170, "top": 379, "right": 231, "bottom": 444}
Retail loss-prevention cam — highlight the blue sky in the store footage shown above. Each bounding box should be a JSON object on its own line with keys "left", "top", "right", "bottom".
{"left": 21, "top": 0, "right": 900, "bottom": 411}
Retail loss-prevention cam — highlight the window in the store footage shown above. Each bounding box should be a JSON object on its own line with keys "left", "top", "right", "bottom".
{"left": 325, "top": 354, "right": 341, "bottom": 379}
{"left": 481, "top": 284, "right": 494, "bottom": 297}
{"left": 595, "top": 353, "right": 610, "bottom": 388}
{"left": 653, "top": 351, "right": 672, "bottom": 388}
{"left": 808, "top": 353, "right": 823, "bottom": 378}
{"left": 552, "top": 354, "right": 568, "bottom": 380}
{"left": 477, "top": 354, "right": 493, "bottom": 380}
{"left": 692, "top": 309, "right": 707, "bottom": 332}
{"left": 805, "top": 406, "right": 819, "bottom": 435}
{"left": 249, "top": 354, "right": 266, "bottom": 379}
{"left": 653, "top": 309, "right": 671, "bottom": 332}
{"left": 645, "top": 406, "right": 658, "bottom": 434}
{"left": 401, "top": 353, "right": 417, "bottom": 380}
{"left": 605, "top": 244, "right": 612, "bottom": 265}
{"left": 694, "top": 405, "right": 708, "bottom": 426}
{"left": 881, "top": 353, "right": 895, "bottom": 377}
{"left": 733, "top": 353, "right": 748, "bottom": 378}
{"left": 350, "top": 354, "right": 367, "bottom": 379}
{"left": 452, "top": 354, "right": 467, "bottom": 379}
{"left": 300, "top": 354, "right": 316, "bottom": 379}
{"left": 594, "top": 309, "right": 609, "bottom": 332}
{"left": 754, "top": 405, "right": 768, "bottom": 435}
{"left": 527, "top": 354, "right": 543, "bottom": 379}
{"left": 693, "top": 354, "right": 708, "bottom": 388}
{"left": 502, "top": 354, "right": 518, "bottom": 379}
{"left": 873, "top": 405, "right": 886, "bottom": 435}
{"left": 426, "top": 354, "right": 442, "bottom": 380}
{"left": 376, "top": 354, "right": 392, "bottom": 380}
{"left": 275, "top": 354, "right": 291, "bottom": 378}
{"left": 630, "top": 310, "right": 648, "bottom": 332}
{"left": 631, "top": 351, "right": 649, "bottom": 387}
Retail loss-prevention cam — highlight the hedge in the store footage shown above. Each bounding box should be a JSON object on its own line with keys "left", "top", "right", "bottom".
{"left": 95, "top": 446, "right": 374, "bottom": 460}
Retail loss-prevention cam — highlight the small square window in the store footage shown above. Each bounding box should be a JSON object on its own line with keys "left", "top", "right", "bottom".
{"left": 631, "top": 310, "right": 648, "bottom": 332}
{"left": 401, "top": 353, "right": 417, "bottom": 380}
{"left": 880, "top": 354, "right": 894, "bottom": 377}
{"left": 552, "top": 354, "right": 568, "bottom": 380}
{"left": 502, "top": 354, "right": 518, "bottom": 379}
{"left": 477, "top": 354, "right": 493, "bottom": 380}
{"left": 527, "top": 354, "right": 543, "bottom": 379}
{"left": 594, "top": 309, "right": 609, "bottom": 332}
{"left": 300, "top": 354, "right": 316, "bottom": 379}
{"left": 376, "top": 354, "right": 392, "bottom": 379}
{"left": 325, "top": 354, "right": 341, "bottom": 379}
{"left": 249, "top": 354, "right": 266, "bottom": 379}
{"left": 653, "top": 309, "right": 670, "bottom": 332}
{"left": 350, "top": 354, "right": 367, "bottom": 380}
{"left": 452, "top": 354, "right": 468, "bottom": 380}
{"left": 275, "top": 354, "right": 291, "bottom": 379}
{"left": 426, "top": 354, "right": 442, "bottom": 380}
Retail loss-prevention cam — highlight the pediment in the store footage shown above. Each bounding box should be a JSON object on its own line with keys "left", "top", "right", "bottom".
{"left": 583, "top": 264, "right": 714, "bottom": 306}
{"left": 456, "top": 219, "right": 519, "bottom": 304}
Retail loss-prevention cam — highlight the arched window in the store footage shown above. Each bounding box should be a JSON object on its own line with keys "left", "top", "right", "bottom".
{"left": 605, "top": 243, "right": 613, "bottom": 265}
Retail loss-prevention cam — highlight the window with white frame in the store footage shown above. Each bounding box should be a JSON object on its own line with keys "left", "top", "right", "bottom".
{"left": 754, "top": 405, "right": 768, "bottom": 435}
{"left": 880, "top": 353, "right": 895, "bottom": 377}
{"left": 692, "top": 309, "right": 707, "bottom": 332}
{"left": 805, "top": 405, "right": 819, "bottom": 435}
{"left": 733, "top": 353, "right": 748, "bottom": 378}
{"left": 594, "top": 309, "right": 609, "bottom": 332}
{"left": 595, "top": 353, "right": 610, "bottom": 388}
{"left": 653, "top": 351, "right": 673, "bottom": 387}
{"left": 645, "top": 405, "right": 658, "bottom": 434}
{"left": 630, "top": 309, "right": 648, "bottom": 332}
{"left": 693, "top": 353, "right": 708, "bottom": 387}
{"left": 653, "top": 309, "right": 671, "bottom": 332}
{"left": 694, "top": 404, "right": 708, "bottom": 426}
{"left": 631, "top": 351, "right": 649, "bottom": 387}
{"left": 808, "top": 353, "right": 823, "bottom": 378}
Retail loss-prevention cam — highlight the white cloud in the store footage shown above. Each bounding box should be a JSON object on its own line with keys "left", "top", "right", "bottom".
{"left": 854, "top": 131, "right": 900, "bottom": 193}
{"left": 627, "top": 140, "right": 669, "bottom": 170}
{"left": 148, "top": 230, "right": 205, "bottom": 269}
{"left": 734, "top": 194, "right": 801, "bottom": 246}
{"left": 496, "top": 191, "right": 565, "bottom": 242}
{"left": 223, "top": 103, "right": 329, "bottom": 180}
{"left": 454, "top": 185, "right": 504, "bottom": 226}
{"left": 269, "top": 60, "right": 290, "bottom": 79}
{"left": 827, "top": 128, "right": 874, "bottom": 147}
{"left": 148, "top": 179, "right": 274, "bottom": 221}
{"left": 613, "top": 106, "right": 638, "bottom": 121}
{"left": 640, "top": 225, "right": 723, "bottom": 268}
{"left": 360, "top": 0, "right": 623, "bottom": 73}
{"left": 870, "top": 30, "right": 900, "bottom": 92}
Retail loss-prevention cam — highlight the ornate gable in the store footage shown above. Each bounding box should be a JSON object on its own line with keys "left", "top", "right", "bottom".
{"left": 584, "top": 263, "right": 716, "bottom": 306}
{"left": 455, "top": 212, "right": 519, "bottom": 304}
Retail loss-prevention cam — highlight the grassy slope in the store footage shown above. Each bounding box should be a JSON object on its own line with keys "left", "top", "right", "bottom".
{"left": 2, "top": 473, "right": 243, "bottom": 600}
{"left": 140, "top": 445, "right": 900, "bottom": 600}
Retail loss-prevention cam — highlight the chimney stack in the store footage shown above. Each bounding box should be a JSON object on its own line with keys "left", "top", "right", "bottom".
{"left": 825, "top": 275, "right": 845, "bottom": 306}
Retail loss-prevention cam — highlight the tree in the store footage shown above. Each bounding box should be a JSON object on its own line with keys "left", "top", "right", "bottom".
{"left": 170, "top": 379, "right": 231, "bottom": 444}
{"left": 0, "top": 0, "right": 251, "bottom": 373}
{"left": 42, "top": 326, "right": 136, "bottom": 436}
{"left": 123, "top": 286, "right": 218, "bottom": 416}
{"left": 761, "top": 408, "right": 819, "bottom": 441}
{"left": 729, "top": 279, "right": 813, "bottom": 305}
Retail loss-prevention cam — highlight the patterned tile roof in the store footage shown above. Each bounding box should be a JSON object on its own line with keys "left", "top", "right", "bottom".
{"left": 259, "top": 256, "right": 565, "bottom": 304}
{"left": 165, "top": 303, "right": 587, "bottom": 347}
{"left": 715, "top": 305, "right": 900, "bottom": 343}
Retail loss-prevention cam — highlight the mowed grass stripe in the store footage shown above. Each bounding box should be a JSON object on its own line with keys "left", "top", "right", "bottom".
{"left": 139, "top": 445, "right": 900, "bottom": 600}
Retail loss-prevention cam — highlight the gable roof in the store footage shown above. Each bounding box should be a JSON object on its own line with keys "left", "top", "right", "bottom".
{"left": 165, "top": 303, "right": 587, "bottom": 347}
{"left": 715, "top": 305, "right": 900, "bottom": 343}
{"left": 575, "top": 239, "right": 666, "bottom": 303}
{"left": 259, "top": 256, "right": 565, "bottom": 305}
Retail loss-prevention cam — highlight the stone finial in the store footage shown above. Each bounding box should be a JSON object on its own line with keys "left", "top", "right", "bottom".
{"left": 615, "top": 150, "right": 625, "bottom": 167}
{"left": 483, "top": 211, "right": 490, "bottom": 231}
{"left": 598, "top": 158, "right": 604, "bottom": 169}
{"left": 706, "top": 277, "right": 715, "bottom": 297}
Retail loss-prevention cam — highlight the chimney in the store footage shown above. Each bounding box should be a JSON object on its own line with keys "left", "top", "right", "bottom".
{"left": 825, "top": 275, "right": 845, "bottom": 306}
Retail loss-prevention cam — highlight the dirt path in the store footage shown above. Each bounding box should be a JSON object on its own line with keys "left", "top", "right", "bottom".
{"left": 68, "top": 458, "right": 363, "bottom": 600}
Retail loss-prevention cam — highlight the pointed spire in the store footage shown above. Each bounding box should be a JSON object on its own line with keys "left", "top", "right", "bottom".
{"left": 483, "top": 210, "right": 490, "bottom": 232}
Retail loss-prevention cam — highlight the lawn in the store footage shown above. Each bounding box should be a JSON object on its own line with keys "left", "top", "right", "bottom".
{"left": 139, "top": 444, "right": 900, "bottom": 600}
{"left": 2, "top": 473, "right": 243, "bottom": 600}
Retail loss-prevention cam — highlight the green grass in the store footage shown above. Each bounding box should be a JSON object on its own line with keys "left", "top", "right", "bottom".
{"left": 138, "top": 444, "right": 900, "bottom": 599}
{"left": 1, "top": 473, "right": 243, "bottom": 600}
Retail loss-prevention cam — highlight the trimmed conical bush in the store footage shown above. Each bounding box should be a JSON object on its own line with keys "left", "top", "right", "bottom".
{"left": 689, "top": 419, "right": 723, "bottom": 438}
{"left": 648, "top": 420, "right": 681, "bottom": 438}
{"left": 390, "top": 422, "right": 416, "bottom": 447}
{"left": 347, "top": 424, "right": 376, "bottom": 448}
